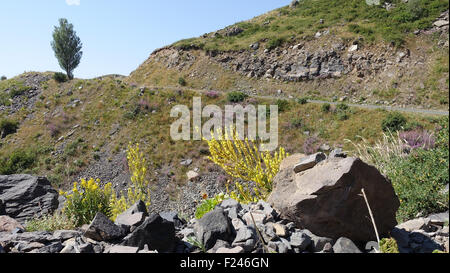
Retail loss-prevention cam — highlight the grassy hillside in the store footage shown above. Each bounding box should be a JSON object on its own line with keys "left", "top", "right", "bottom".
{"left": 130, "top": 0, "right": 449, "bottom": 111}
{"left": 173, "top": 0, "right": 448, "bottom": 51}
{"left": 0, "top": 72, "right": 443, "bottom": 192}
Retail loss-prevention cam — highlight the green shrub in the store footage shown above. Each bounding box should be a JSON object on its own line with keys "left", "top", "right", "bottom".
{"left": 336, "top": 103, "right": 349, "bottom": 112}
{"left": 335, "top": 103, "right": 350, "bottom": 120}
{"left": 178, "top": 77, "right": 187, "bottom": 86}
{"left": 60, "top": 178, "right": 114, "bottom": 227}
{"left": 297, "top": 97, "right": 308, "bottom": 105}
{"left": 227, "top": 91, "right": 248, "bottom": 103}
{"left": 195, "top": 193, "right": 227, "bottom": 219}
{"left": 276, "top": 99, "right": 290, "bottom": 112}
{"left": 266, "top": 37, "right": 284, "bottom": 50}
{"left": 385, "top": 117, "right": 449, "bottom": 222}
{"left": 0, "top": 76, "right": 6, "bottom": 81}
{"left": 53, "top": 72, "right": 68, "bottom": 83}
{"left": 382, "top": 112, "right": 407, "bottom": 132}
{"left": 289, "top": 117, "right": 303, "bottom": 128}
{"left": 0, "top": 119, "right": 19, "bottom": 138}
{"left": 321, "top": 103, "right": 331, "bottom": 112}
{"left": 380, "top": 238, "right": 399, "bottom": 253}
{"left": 0, "top": 148, "right": 37, "bottom": 175}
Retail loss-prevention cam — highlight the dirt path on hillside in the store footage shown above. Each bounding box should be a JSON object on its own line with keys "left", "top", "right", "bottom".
{"left": 143, "top": 85, "right": 449, "bottom": 116}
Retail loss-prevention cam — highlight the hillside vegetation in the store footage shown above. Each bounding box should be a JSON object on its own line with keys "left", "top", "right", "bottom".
{"left": 174, "top": 0, "right": 448, "bottom": 51}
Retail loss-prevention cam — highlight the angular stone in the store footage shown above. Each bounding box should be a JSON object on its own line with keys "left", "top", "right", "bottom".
{"left": 269, "top": 157, "right": 400, "bottom": 242}
{"left": 303, "top": 229, "right": 333, "bottom": 252}
{"left": 233, "top": 227, "right": 256, "bottom": 245}
{"left": 122, "top": 213, "right": 175, "bottom": 253}
{"left": 16, "top": 242, "right": 45, "bottom": 252}
{"left": 220, "top": 198, "right": 241, "bottom": 210}
{"left": 333, "top": 237, "right": 362, "bottom": 253}
{"left": 52, "top": 230, "right": 82, "bottom": 241}
{"left": 194, "top": 207, "right": 233, "bottom": 250}
{"left": 108, "top": 245, "right": 139, "bottom": 253}
{"left": 187, "top": 171, "right": 199, "bottom": 181}
{"left": 0, "top": 175, "right": 59, "bottom": 223}
{"left": 289, "top": 231, "right": 311, "bottom": 252}
{"left": 243, "top": 211, "right": 267, "bottom": 226}
{"left": 33, "top": 242, "right": 63, "bottom": 253}
{"left": 207, "top": 239, "right": 230, "bottom": 253}
{"left": 397, "top": 218, "right": 430, "bottom": 232}
{"left": 434, "top": 20, "right": 449, "bottom": 27}
{"left": 216, "top": 246, "right": 244, "bottom": 253}
{"left": 84, "top": 212, "right": 126, "bottom": 242}
{"left": 0, "top": 215, "right": 24, "bottom": 232}
{"left": 159, "top": 211, "right": 186, "bottom": 229}
{"left": 293, "top": 152, "right": 326, "bottom": 173}
{"left": 329, "top": 148, "right": 347, "bottom": 158}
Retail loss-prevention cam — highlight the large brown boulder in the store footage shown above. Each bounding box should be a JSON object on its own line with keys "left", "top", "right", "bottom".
{"left": 268, "top": 155, "right": 400, "bottom": 242}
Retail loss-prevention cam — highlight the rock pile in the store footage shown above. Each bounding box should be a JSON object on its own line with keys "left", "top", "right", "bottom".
{"left": 0, "top": 196, "right": 447, "bottom": 253}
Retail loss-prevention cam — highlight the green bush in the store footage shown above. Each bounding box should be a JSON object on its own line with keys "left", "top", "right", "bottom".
{"left": 385, "top": 117, "right": 448, "bottom": 222}
{"left": 382, "top": 112, "right": 407, "bottom": 132}
{"left": 276, "top": 99, "right": 290, "bottom": 112}
{"left": 0, "top": 148, "right": 37, "bottom": 175}
{"left": 297, "top": 97, "right": 308, "bottom": 105}
{"left": 53, "top": 72, "right": 68, "bottom": 83}
{"left": 0, "top": 119, "right": 19, "bottom": 138}
{"left": 335, "top": 103, "right": 350, "bottom": 120}
{"left": 227, "top": 91, "right": 248, "bottom": 103}
{"left": 0, "top": 76, "right": 6, "bottom": 81}
{"left": 321, "top": 103, "right": 331, "bottom": 112}
{"left": 195, "top": 193, "right": 227, "bottom": 219}
{"left": 380, "top": 238, "right": 399, "bottom": 253}
{"left": 178, "top": 77, "right": 187, "bottom": 86}
{"left": 60, "top": 178, "right": 114, "bottom": 226}
{"left": 266, "top": 37, "right": 284, "bottom": 50}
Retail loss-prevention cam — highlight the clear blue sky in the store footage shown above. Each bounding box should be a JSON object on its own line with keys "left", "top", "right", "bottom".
{"left": 0, "top": 0, "right": 290, "bottom": 79}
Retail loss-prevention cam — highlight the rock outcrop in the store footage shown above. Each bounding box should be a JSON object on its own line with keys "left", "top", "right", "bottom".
{"left": 0, "top": 174, "right": 59, "bottom": 223}
{"left": 268, "top": 155, "right": 400, "bottom": 242}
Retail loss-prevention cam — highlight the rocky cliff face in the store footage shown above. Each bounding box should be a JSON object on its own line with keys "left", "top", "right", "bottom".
{"left": 130, "top": 10, "right": 449, "bottom": 109}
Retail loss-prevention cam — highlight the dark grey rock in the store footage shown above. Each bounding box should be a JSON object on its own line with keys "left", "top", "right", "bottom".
{"left": 303, "top": 229, "right": 334, "bottom": 252}
{"left": 84, "top": 212, "right": 126, "bottom": 242}
{"left": 333, "top": 237, "right": 362, "bottom": 253}
{"left": 269, "top": 157, "right": 399, "bottom": 242}
{"left": 289, "top": 231, "right": 311, "bottom": 252}
{"left": 52, "top": 230, "right": 81, "bottom": 241}
{"left": 207, "top": 239, "right": 230, "bottom": 253}
{"left": 115, "top": 200, "right": 148, "bottom": 230}
{"left": 122, "top": 213, "right": 176, "bottom": 253}
{"left": 329, "top": 148, "right": 347, "bottom": 158}
{"left": 160, "top": 211, "right": 186, "bottom": 229}
{"left": 0, "top": 245, "right": 5, "bottom": 253}
{"left": 293, "top": 152, "right": 326, "bottom": 173}
{"left": 194, "top": 207, "right": 234, "bottom": 250}
{"left": 220, "top": 198, "right": 241, "bottom": 210}
{"left": 34, "top": 242, "right": 63, "bottom": 253}
{"left": 0, "top": 175, "right": 59, "bottom": 223}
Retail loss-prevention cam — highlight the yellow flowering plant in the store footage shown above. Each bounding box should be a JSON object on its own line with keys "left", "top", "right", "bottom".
{"left": 204, "top": 126, "right": 287, "bottom": 203}
{"left": 60, "top": 178, "right": 114, "bottom": 227}
{"left": 109, "top": 143, "right": 151, "bottom": 220}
